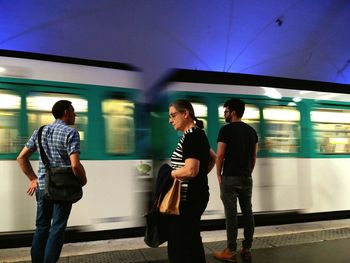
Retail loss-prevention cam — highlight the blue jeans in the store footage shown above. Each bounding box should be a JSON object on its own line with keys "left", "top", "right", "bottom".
{"left": 220, "top": 176, "right": 254, "bottom": 251}
{"left": 31, "top": 189, "right": 72, "bottom": 263}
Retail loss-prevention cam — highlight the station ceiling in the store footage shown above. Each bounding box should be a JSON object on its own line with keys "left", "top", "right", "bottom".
{"left": 1, "top": 0, "right": 349, "bottom": 87}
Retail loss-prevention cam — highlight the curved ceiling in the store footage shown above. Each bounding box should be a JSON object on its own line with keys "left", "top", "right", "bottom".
{"left": 1, "top": 0, "right": 349, "bottom": 87}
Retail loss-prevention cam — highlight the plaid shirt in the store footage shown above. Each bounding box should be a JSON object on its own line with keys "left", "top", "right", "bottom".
{"left": 25, "top": 119, "right": 80, "bottom": 190}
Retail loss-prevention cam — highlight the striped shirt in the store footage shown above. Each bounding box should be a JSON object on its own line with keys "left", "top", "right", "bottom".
{"left": 25, "top": 119, "right": 80, "bottom": 190}
{"left": 170, "top": 127, "right": 198, "bottom": 201}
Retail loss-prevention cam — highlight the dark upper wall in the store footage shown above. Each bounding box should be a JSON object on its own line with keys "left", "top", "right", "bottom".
{"left": 1, "top": 0, "right": 349, "bottom": 88}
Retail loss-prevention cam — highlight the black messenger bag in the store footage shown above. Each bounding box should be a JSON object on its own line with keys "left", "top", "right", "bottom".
{"left": 38, "top": 126, "right": 83, "bottom": 203}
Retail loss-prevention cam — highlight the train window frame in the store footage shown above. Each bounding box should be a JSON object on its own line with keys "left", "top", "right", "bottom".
{"left": 0, "top": 89, "right": 21, "bottom": 155}
{"left": 216, "top": 97, "right": 262, "bottom": 155}
{"left": 262, "top": 105, "right": 301, "bottom": 155}
{"left": 26, "top": 92, "right": 88, "bottom": 152}
{"left": 311, "top": 107, "right": 350, "bottom": 155}
{"left": 218, "top": 102, "right": 260, "bottom": 131}
{"left": 101, "top": 96, "right": 136, "bottom": 156}
{"left": 189, "top": 100, "right": 208, "bottom": 134}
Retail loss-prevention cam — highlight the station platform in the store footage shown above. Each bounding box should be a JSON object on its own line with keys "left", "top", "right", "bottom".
{"left": 1, "top": 218, "right": 350, "bottom": 263}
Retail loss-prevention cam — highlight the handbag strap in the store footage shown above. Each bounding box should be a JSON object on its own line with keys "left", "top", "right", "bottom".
{"left": 37, "top": 125, "right": 50, "bottom": 169}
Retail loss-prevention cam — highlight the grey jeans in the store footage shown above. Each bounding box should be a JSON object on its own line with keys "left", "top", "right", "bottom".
{"left": 220, "top": 176, "right": 254, "bottom": 251}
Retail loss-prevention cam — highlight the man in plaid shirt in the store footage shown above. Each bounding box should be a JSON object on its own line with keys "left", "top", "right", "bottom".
{"left": 17, "top": 100, "right": 87, "bottom": 263}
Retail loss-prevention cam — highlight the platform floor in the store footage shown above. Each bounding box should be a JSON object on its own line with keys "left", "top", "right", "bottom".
{"left": 2, "top": 219, "right": 350, "bottom": 263}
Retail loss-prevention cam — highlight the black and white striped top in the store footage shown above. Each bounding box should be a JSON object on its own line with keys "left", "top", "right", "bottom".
{"left": 170, "top": 128, "right": 196, "bottom": 201}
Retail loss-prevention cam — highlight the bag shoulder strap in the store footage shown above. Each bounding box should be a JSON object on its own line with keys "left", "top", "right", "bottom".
{"left": 37, "top": 125, "right": 50, "bottom": 169}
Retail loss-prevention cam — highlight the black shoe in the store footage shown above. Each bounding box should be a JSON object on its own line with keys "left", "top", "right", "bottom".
{"left": 240, "top": 248, "right": 252, "bottom": 261}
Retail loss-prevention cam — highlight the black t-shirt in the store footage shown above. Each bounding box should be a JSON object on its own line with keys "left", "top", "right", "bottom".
{"left": 171, "top": 127, "right": 210, "bottom": 200}
{"left": 217, "top": 122, "right": 258, "bottom": 177}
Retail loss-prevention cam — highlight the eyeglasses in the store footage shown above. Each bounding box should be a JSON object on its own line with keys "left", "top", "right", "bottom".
{"left": 169, "top": 111, "right": 180, "bottom": 119}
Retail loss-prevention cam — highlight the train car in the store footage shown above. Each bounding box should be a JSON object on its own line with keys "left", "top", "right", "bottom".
{"left": 149, "top": 69, "right": 350, "bottom": 221}
{"left": 2, "top": 52, "right": 350, "bottom": 247}
{"left": 0, "top": 50, "right": 152, "bottom": 243}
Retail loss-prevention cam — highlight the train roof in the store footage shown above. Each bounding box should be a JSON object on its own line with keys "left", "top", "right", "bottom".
{"left": 0, "top": 49, "right": 139, "bottom": 72}
{"left": 160, "top": 69, "right": 350, "bottom": 95}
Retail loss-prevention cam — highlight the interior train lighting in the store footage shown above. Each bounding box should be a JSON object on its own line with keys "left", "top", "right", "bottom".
{"left": 0, "top": 93, "right": 20, "bottom": 109}
{"left": 311, "top": 110, "right": 350, "bottom": 124}
{"left": 264, "top": 107, "right": 300, "bottom": 121}
{"left": 27, "top": 95, "right": 87, "bottom": 112}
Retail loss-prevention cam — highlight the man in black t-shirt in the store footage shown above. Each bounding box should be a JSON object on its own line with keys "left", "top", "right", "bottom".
{"left": 213, "top": 98, "right": 258, "bottom": 263}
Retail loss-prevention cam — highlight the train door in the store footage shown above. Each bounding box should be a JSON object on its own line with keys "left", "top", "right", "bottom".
{"left": 255, "top": 104, "right": 303, "bottom": 213}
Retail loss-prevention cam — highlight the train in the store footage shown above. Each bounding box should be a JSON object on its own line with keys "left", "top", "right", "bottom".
{"left": 149, "top": 70, "right": 350, "bottom": 221}
{"left": 0, "top": 50, "right": 152, "bottom": 241}
{"left": 1, "top": 50, "right": 350, "bottom": 247}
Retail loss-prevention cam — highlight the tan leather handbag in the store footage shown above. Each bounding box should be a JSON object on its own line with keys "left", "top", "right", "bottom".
{"left": 159, "top": 179, "right": 181, "bottom": 215}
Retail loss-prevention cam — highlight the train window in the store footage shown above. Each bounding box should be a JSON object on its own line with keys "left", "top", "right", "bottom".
{"left": 263, "top": 106, "right": 300, "bottom": 153}
{"left": 0, "top": 91, "right": 21, "bottom": 153}
{"left": 26, "top": 93, "right": 88, "bottom": 149}
{"left": 218, "top": 104, "right": 260, "bottom": 133}
{"left": 311, "top": 109, "right": 350, "bottom": 154}
{"left": 102, "top": 99, "right": 135, "bottom": 154}
{"left": 191, "top": 102, "right": 208, "bottom": 132}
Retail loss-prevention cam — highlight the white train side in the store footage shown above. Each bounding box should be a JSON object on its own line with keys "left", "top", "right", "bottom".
{"left": 150, "top": 70, "right": 350, "bottom": 220}
{"left": 0, "top": 50, "right": 151, "bottom": 235}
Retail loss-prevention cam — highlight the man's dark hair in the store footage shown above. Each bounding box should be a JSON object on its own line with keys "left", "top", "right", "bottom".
{"left": 224, "top": 98, "right": 245, "bottom": 118}
{"left": 52, "top": 100, "right": 72, "bottom": 119}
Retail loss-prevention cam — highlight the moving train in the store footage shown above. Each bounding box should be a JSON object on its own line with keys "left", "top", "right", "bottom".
{"left": 1, "top": 50, "right": 350, "bottom": 247}
{"left": 149, "top": 70, "right": 350, "bottom": 221}
{"left": 0, "top": 50, "right": 152, "bottom": 242}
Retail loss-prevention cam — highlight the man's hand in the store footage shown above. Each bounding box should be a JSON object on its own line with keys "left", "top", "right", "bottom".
{"left": 17, "top": 146, "right": 38, "bottom": 196}
{"left": 27, "top": 178, "right": 38, "bottom": 196}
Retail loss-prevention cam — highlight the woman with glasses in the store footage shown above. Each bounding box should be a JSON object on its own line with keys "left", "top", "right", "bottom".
{"left": 167, "top": 99, "right": 216, "bottom": 263}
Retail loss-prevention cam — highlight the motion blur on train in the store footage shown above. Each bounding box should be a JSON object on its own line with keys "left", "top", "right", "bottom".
{"left": 1, "top": 50, "right": 350, "bottom": 244}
